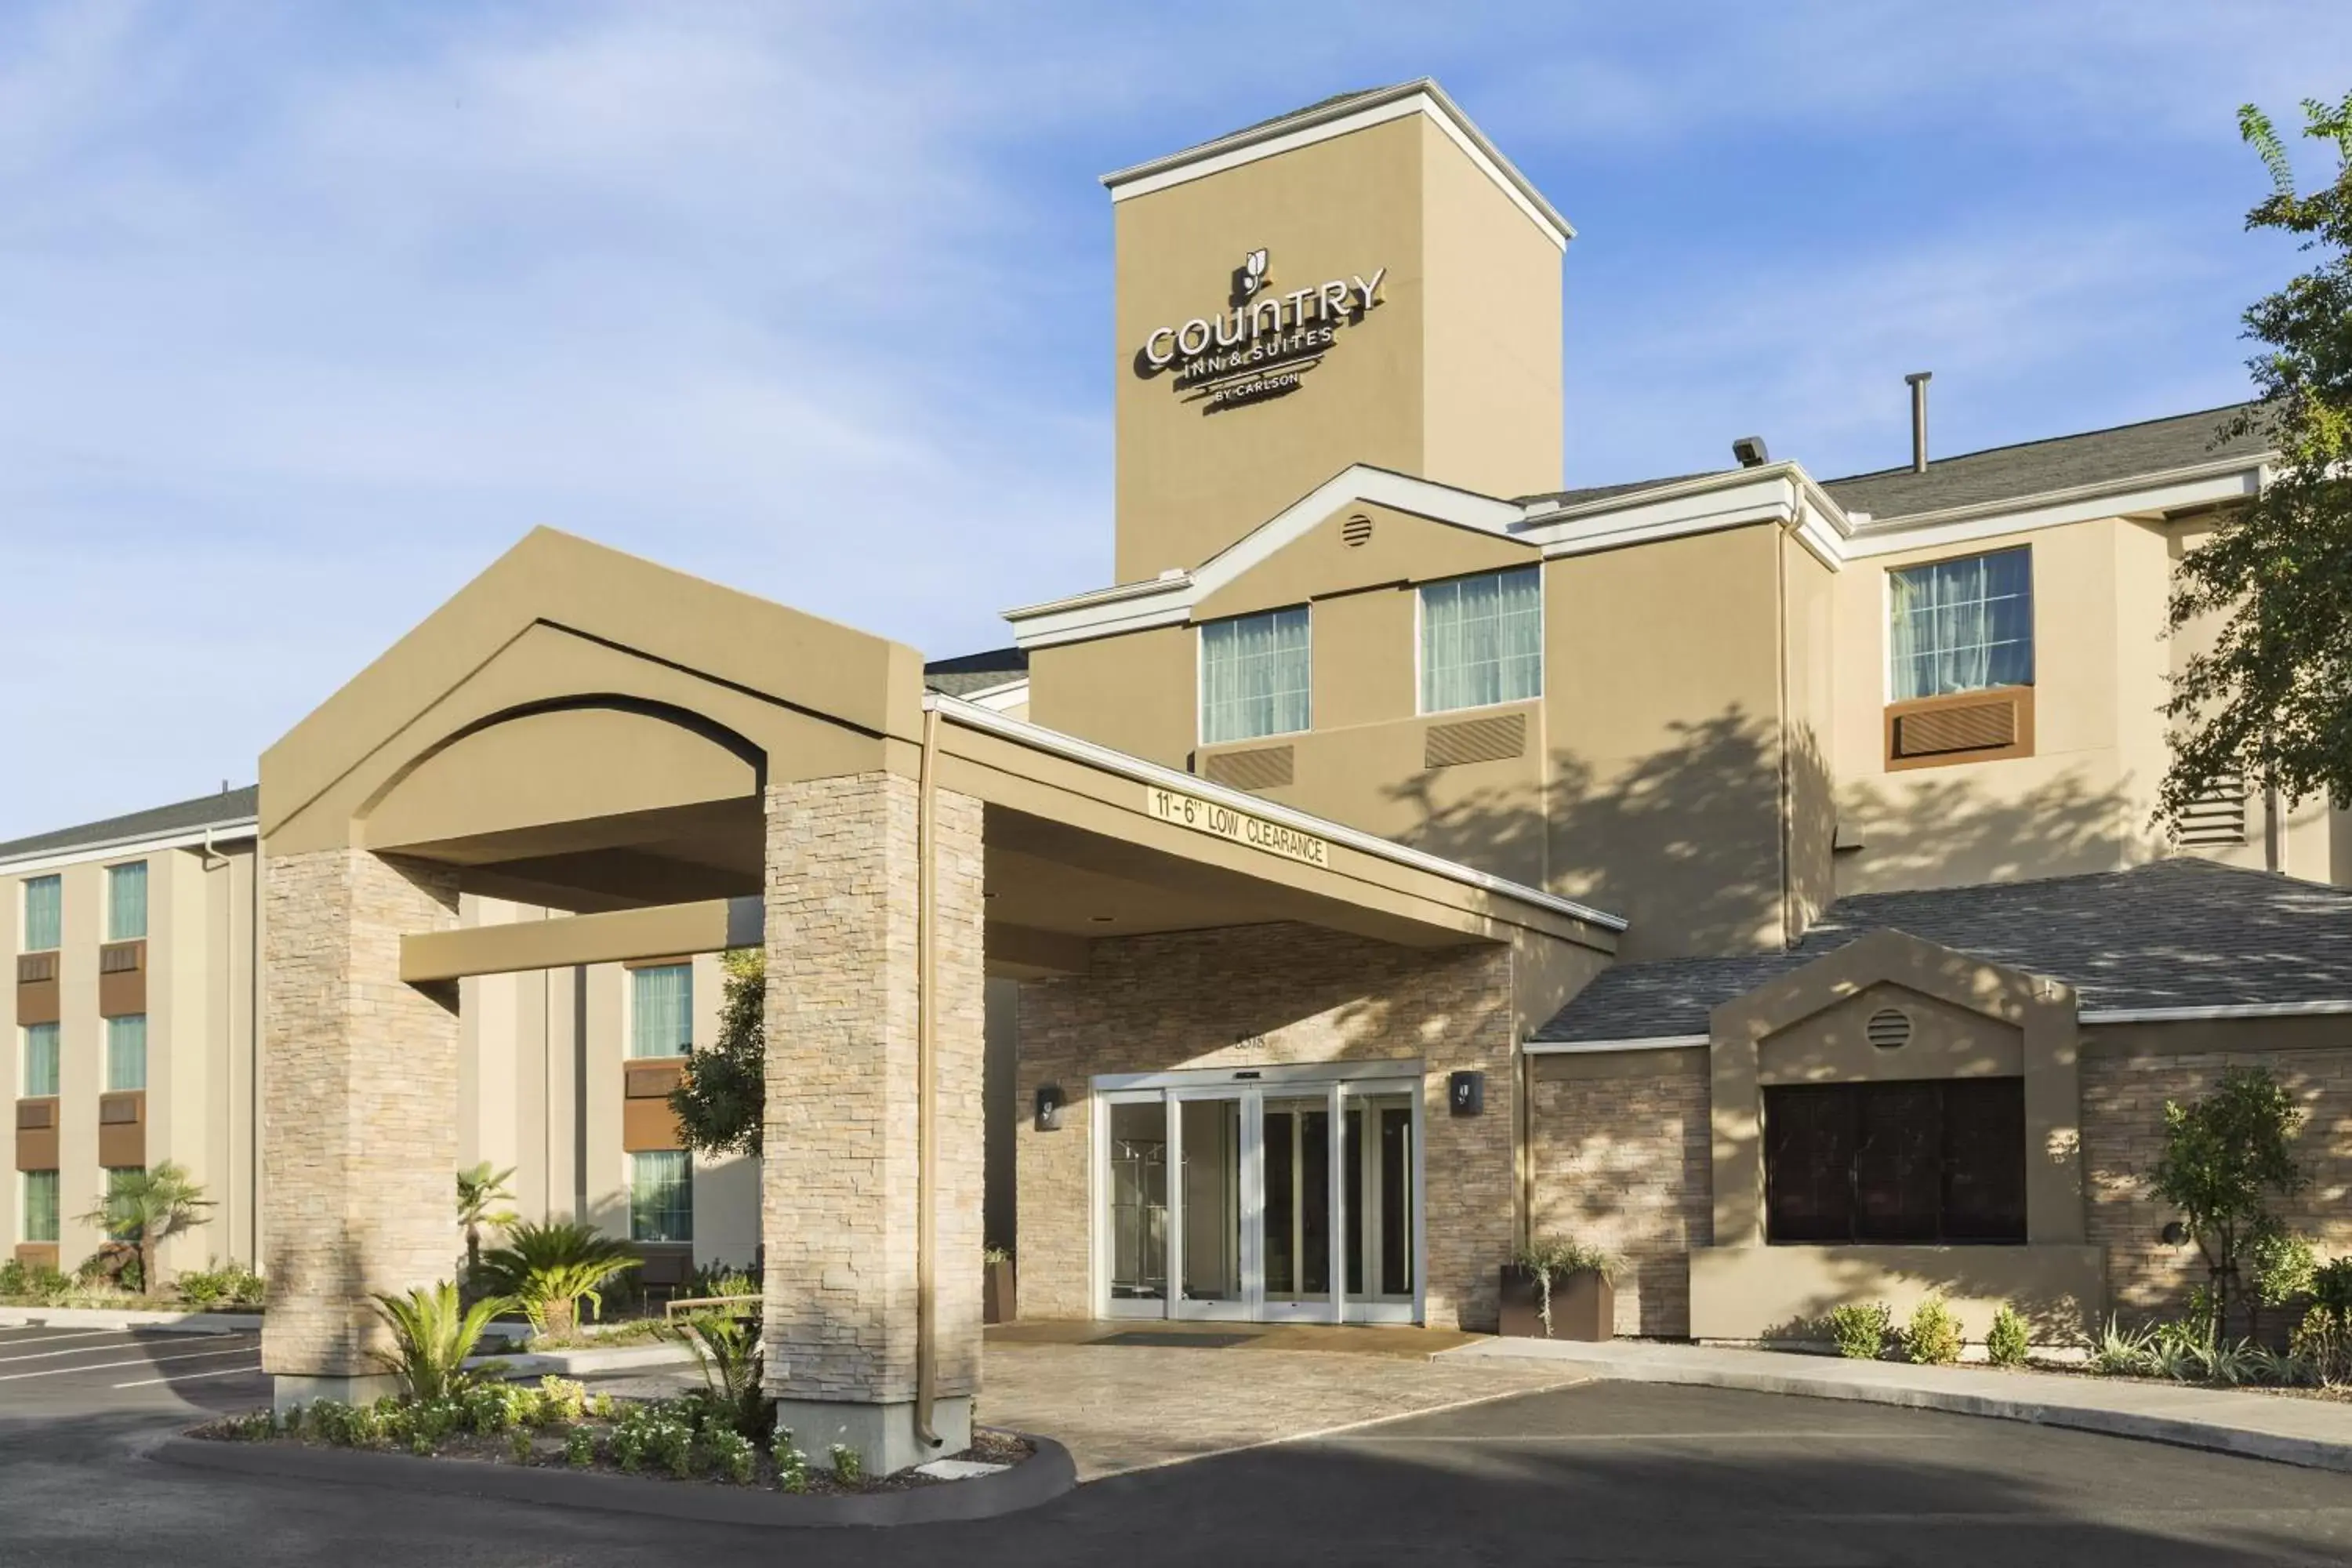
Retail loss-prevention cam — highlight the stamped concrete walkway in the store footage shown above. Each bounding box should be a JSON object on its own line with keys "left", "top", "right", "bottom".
{"left": 978, "top": 1329, "right": 1583, "bottom": 1479}
{"left": 1450, "top": 1334, "right": 2352, "bottom": 1472}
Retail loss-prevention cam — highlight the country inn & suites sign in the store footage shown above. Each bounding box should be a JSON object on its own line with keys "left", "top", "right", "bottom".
{"left": 1137, "top": 249, "right": 1386, "bottom": 410}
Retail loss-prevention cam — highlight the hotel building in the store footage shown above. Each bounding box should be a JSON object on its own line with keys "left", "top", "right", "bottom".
{"left": 8, "top": 80, "right": 2350, "bottom": 1472}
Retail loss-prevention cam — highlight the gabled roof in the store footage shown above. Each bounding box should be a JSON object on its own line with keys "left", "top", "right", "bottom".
{"left": 1534, "top": 858, "right": 2352, "bottom": 1041}
{"left": 924, "top": 646, "right": 1029, "bottom": 699}
{"left": 0, "top": 786, "right": 258, "bottom": 866}
{"left": 1823, "top": 403, "right": 2267, "bottom": 522}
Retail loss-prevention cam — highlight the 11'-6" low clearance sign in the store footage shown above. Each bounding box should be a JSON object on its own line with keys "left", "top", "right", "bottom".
{"left": 1145, "top": 784, "right": 1332, "bottom": 869}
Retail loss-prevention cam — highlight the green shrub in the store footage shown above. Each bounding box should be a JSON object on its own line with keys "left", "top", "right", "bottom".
{"left": 176, "top": 1260, "right": 266, "bottom": 1309}
{"left": 828, "top": 1443, "right": 864, "bottom": 1484}
{"left": 679, "top": 1310, "right": 767, "bottom": 1439}
{"left": 473, "top": 1221, "right": 640, "bottom": 1339}
{"left": 564, "top": 1425, "right": 597, "bottom": 1468}
{"left": 772, "top": 1431, "right": 809, "bottom": 1494}
{"left": 507, "top": 1427, "right": 535, "bottom": 1464}
{"left": 1904, "top": 1296, "right": 1964, "bottom": 1367}
{"left": 1826, "top": 1301, "right": 1893, "bottom": 1360}
{"left": 0, "top": 1261, "right": 69, "bottom": 1302}
{"left": 1985, "top": 1304, "right": 2031, "bottom": 1367}
{"left": 706, "top": 1428, "right": 757, "bottom": 1484}
{"left": 368, "top": 1282, "right": 511, "bottom": 1403}
{"left": 2093, "top": 1316, "right": 2157, "bottom": 1376}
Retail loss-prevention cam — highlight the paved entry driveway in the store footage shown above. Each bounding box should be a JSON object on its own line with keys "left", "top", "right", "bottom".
{"left": 976, "top": 1330, "right": 1582, "bottom": 1478}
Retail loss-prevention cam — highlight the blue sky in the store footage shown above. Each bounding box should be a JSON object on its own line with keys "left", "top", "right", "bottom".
{"left": 2, "top": 1, "right": 2348, "bottom": 839}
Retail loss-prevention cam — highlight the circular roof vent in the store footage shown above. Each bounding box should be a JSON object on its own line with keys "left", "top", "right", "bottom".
{"left": 1341, "top": 514, "right": 1374, "bottom": 547}
{"left": 1866, "top": 1008, "right": 1913, "bottom": 1051}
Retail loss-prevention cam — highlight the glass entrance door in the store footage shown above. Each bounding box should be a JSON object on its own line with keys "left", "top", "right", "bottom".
{"left": 1096, "top": 1076, "right": 1421, "bottom": 1324}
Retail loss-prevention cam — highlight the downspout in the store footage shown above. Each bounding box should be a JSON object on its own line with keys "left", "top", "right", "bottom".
{"left": 913, "top": 704, "right": 943, "bottom": 1450}
{"left": 1774, "top": 525, "right": 1795, "bottom": 949}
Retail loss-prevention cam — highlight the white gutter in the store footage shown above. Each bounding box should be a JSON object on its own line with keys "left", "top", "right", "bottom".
{"left": 0, "top": 818, "right": 258, "bottom": 877}
{"left": 1523, "top": 999, "right": 2352, "bottom": 1052}
{"left": 1522, "top": 1034, "right": 1708, "bottom": 1055}
{"left": 2078, "top": 1000, "right": 2352, "bottom": 1024}
{"left": 926, "top": 692, "right": 1628, "bottom": 935}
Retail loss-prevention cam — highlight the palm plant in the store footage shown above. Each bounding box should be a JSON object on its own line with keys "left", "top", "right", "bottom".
{"left": 679, "top": 1309, "right": 768, "bottom": 1439}
{"left": 77, "top": 1162, "right": 211, "bottom": 1299}
{"left": 454, "top": 1163, "right": 519, "bottom": 1282}
{"left": 473, "top": 1220, "right": 639, "bottom": 1340}
{"left": 371, "top": 1281, "right": 511, "bottom": 1401}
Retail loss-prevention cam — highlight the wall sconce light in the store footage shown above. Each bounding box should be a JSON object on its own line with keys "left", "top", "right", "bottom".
{"left": 2159, "top": 1221, "right": 2189, "bottom": 1247}
{"left": 1035, "top": 1083, "right": 1065, "bottom": 1132}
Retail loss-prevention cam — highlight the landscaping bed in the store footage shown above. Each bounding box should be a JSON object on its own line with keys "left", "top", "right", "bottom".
{"left": 188, "top": 1380, "right": 1033, "bottom": 1495}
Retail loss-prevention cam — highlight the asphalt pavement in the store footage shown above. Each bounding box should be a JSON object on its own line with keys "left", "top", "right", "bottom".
{"left": 1, "top": 1323, "right": 2346, "bottom": 1566}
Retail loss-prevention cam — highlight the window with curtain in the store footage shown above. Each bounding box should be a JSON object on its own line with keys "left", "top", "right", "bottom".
{"left": 1200, "top": 606, "right": 1311, "bottom": 745}
{"left": 23, "top": 876, "right": 60, "bottom": 952}
{"left": 21, "top": 1023, "right": 59, "bottom": 1098}
{"left": 629, "top": 965, "right": 693, "bottom": 1058}
{"left": 103, "top": 1167, "right": 143, "bottom": 1240}
{"left": 107, "top": 862, "right": 147, "bottom": 942}
{"left": 1889, "top": 546, "right": 2034, "bottom": 701}
{"left": 1420, "top": 566, "right": 1542, "bottom": 713}
{"left": 23, "top": 1170, "right": 59, "bottom": 1244}
{"left": 629, "top": 1150, "right": 693, "bottom": 1242}
{"left": 107, "top": 1015, "right": 147, "bottom": 1092}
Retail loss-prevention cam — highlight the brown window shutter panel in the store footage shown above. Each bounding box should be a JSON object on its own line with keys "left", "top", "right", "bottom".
{"left": 1425, "top": 712, "right": 1528, "bottom": 768}
{"left": 16, "top": 953, "right": 56, "bottom": 985}
{"left": 1201, "top": 745, "right": 1295, "bottom": 792}
{"left": 16, "top": 1098, "right": 56, "bottom": 1131}
{"left": 1894, "top": 697, "right": 2015, "bottom": 758}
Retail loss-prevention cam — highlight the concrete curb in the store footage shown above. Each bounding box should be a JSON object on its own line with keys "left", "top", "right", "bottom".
{"left": 0, "top": 1305, "right": 262, "bottom": 1334}
{"left": 465, "top": 1343, "right": 699, "bottom": 1378}
{"left": 1444, "top": 1340, "right": 2352, "bottom": 1474}
{"left": 148, "top": 1431, "right": 1078, "bottom": 1527}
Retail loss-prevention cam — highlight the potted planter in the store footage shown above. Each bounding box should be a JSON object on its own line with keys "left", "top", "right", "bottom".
{"left": 1498, "top": 1238, "right": 1616, "bottom": 1341}
{"left": 983, "top": 1249, "right": 1016, "bottom": 1325}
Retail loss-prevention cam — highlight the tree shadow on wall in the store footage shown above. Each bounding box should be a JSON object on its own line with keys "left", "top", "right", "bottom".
{"left": 1381, "top": 705, "right": 2137, "bottom": 958}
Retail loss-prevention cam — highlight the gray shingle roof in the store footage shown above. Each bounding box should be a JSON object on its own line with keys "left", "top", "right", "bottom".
{"left": 0, "top": 785, "right": 259, "bottom": 865}
{"left": 1534, "top": 858, "right": 2352, "bottom": 1041}
{"left": 1822, "top": 403, "right": 2267, "bottom": 521}
{"left": 924, "top": 647, "right": 1028, "bottom": 699}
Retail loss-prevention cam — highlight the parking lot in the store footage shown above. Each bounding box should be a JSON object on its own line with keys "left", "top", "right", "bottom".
{"left": 0, "top": 1323, "right": 267, "bottom": 1416}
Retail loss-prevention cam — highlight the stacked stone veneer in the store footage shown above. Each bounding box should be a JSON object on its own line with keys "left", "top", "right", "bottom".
{"left": 260, "top": 850, "right": 459, "bottom": 1377}
{"left": 1016, "top": 924, "right": 1516, "bottom": 1330}
{"left": 2082, "top": 1042, "right": 2352, "bottom": 1326}
{"left": 760, "top": 773, "right": 985, "bottom": 1404}
{"left": 1528, "top": 1051, "right": 1712, "bottom": 1337}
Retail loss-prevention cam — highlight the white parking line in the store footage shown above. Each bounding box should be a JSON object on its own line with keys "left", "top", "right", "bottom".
{"left": 114, "top": 1363, "right": 263, "bottom": 1389}
{"left": 0, "top": 1334, "right": 176, "bottom": 1365}
{"left": 0, "top": 1345, "right": 262, "bottom": 1382}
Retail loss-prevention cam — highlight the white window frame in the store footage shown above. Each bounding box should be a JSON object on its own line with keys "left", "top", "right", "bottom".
{"left": 1196, "top": 604, "right": 1313, "bottom": 747}
{"left": 1414, "top": 564, "right": 1544, "bottom": 717}
{"left": 626, "top": 1149, "right": 695, "bottom": 1244}
{"left": 626, "top": 963, "right": 695, "bottom": 1061}
{"left": 1882, "top": 543, "right": 2036, "bottom": 705}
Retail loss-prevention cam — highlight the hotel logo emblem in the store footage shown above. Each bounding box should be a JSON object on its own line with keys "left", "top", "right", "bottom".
{"left": 1136, "top": 247, "right": 1385, "bottom": 412}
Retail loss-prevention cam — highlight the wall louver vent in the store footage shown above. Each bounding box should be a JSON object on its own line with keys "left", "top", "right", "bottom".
{"left": 16, "top": 953, "right": 56, "bottom": 985}
{"left": 1865, "top": 1008, "right": 1913, "bottom": 1050}
{"left": 2175, "top": 773, "right": 2249, "bottom": 848}
{"left": 1202, "top": 745, "right": 1295, "bottom": 792}
{"left": 1341, "top": 514, "right": 1374, "bottom": 547}
{"left": 1893, "top": 697, "right": 2016, "bottom": 758}
{"left": 98, "top": 942, "right": 142, "bottom": 975}
{"left": 1425, "top": 712, "right": 1527, "bottom": 768}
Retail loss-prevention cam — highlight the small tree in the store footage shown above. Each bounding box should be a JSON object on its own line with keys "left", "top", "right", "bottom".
{"left": 670, "top": 947, "right": 764, "bottom": 1156}
{"left": 455, "top": 1162, "right": 518, "bottom": 1282}
{"left": 2160, "top": 93, "right": 2352, "bottom": 825}
{"left": 2148, "top": 1066, "right": 2308, "bottom": 1341}
{"left": 78, "top": 1162, "right": 211, "bottom": 1299}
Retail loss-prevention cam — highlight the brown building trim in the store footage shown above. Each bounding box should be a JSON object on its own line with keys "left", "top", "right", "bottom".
{"left": 15, "top": 976, "right": 59, "bottom": 1028}
{"left": 13, "top": 1243, "right": 59, "bottom": 1272}
{"left": 1883, "top": 684, "right": 2034, "bottom": 771}
{"left": 15, "top": 1120, "right": 57, "bottom": 1171}
{"left": 98, "top": 1091, "right": 146, "bottom": 1168}
{"left": 99, "top": 941, "right": 147, "bottom": 1018}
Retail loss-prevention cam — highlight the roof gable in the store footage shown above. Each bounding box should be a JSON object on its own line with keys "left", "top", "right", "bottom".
{"left": 1193, "top": 499, "right": 1536, "bottom": 620}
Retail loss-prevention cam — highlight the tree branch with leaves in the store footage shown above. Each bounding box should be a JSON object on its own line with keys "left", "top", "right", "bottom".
{"left": 670, "top": 946, "right": 765, "bottom": 1157}
{"left": 2161, "top": 93, "right": 2352, "bottom": 824}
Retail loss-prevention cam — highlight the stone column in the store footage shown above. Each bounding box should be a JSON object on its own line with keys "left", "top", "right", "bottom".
{"left": 760, "top": 772, "right": 985, "bottom": 1476}
{"left": 260, "top": 849, "right": 459, "bottom": 1408}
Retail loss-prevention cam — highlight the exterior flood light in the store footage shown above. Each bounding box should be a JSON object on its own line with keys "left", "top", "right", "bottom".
{"left": 1035, "top": 1083, "right": 1065, "bottom": 1132}
{"left": 2160, "top": 1221, "right": 2189, "bottom": 1247}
